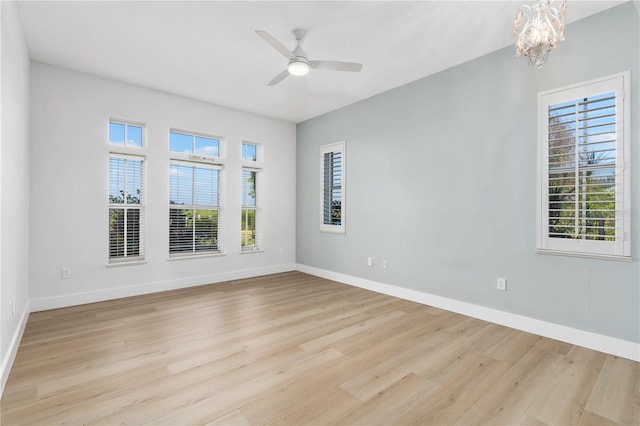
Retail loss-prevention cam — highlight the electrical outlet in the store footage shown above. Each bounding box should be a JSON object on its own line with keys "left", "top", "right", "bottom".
{"left": 383, "top": 260, "right": 388, "bottom": 269}
{"left": 9, "top": 299, "right": 14, "bottom": 318}
{"left": 61, "top": 268, "right": 71, "bottom": 279}
{"left": 367, "top": 257, "right": 373, "bottom": 267}
{"left": 497, "top": 277, "right": 507, "bottom": 291}
{"left": 279, "top": 247, "right": 285, "bottom": 255}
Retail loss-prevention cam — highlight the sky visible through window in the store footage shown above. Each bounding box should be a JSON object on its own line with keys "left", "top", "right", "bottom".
{"left": 242, "top": 170, "right": 257, "bottom": 208}
{"left": 109, "top": 122, "right": 142, "bottom": 148}
{"left": 242, "top": 143, "right": 257, "bottom": 161}
{"left": 170, "top": 131, "right": 219, "bottom": 157}
{"left": 109, "top": 157, "right": 142, "bottom": 204}
{"left": 169, "top": 164, "right": 219, "bottom": 206}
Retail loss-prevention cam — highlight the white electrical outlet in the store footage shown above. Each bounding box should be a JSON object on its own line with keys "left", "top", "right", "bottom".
{"left": 61, "top": 268, "right": 71, "bottom": 279}
{"left": 497, "top": 277, "right": 507, "bottom": 291}
{"left": 383, "top": 260, "right": 388, "bottom": 269}
{"left": 367, "top": 257, "right": 373, "bottom": 267}
{"left": 279, "top": 248, "right": 285, "bottom": 255}
{"left": 9, "top": 299, "right": 14, "bottom": 318}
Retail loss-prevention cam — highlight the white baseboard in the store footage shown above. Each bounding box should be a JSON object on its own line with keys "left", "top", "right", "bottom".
{"left": 1, "top": 299, "right": 30, "bottom": 396}
{"left": 30, "top": 263, "right": 297, "bottom": 312}
{"left": 296, "top": 264, "right": 640, "bottom": 362}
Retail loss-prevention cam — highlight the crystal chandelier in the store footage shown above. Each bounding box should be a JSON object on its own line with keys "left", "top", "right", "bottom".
{"left": 513, "top": 0, "right": 567, "bottom": 68}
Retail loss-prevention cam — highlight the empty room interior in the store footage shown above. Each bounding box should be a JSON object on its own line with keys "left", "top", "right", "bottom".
{"left": 1, "top": 0, "right": 639, "bottom": 424}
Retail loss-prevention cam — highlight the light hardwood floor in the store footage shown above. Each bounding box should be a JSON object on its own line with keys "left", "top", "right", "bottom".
{"left": 1, "top": 271, "right": 638, "bottom": 425}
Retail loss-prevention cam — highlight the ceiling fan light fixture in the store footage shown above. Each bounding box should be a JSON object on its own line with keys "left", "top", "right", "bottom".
{"left": 287, "top": 60, "right": 310, "bottom": 76}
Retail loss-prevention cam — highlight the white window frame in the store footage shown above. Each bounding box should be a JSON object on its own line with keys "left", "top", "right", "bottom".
{"left": 108, "top": 118, "right": 146, "bottom": 265}
{"left": 242, "top": 142, "right": 261, "bottom": 162}
{"left": 320, "top": 141, "right": 346, "bottom": 234}
{"left": 241, "top": 167, "right": 262, "bottom": 252}
{"left": 537, "top": 72, "right": 631, "bottom": 259}
{"left": 169, "top": 128, "right": 224, "bottom": 163}
{"left": 169, "top": 129, "right": 225, "bottom": 258}
{"left": 109, "top": 119, "right": 145, "bottom": 152}
{"left": 241, "top": 141, "right": 263, "bottom": 252}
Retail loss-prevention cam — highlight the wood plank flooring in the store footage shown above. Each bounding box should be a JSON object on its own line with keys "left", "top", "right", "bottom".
{"left": 1, "top": 271, "right": 638, "bottom": 425}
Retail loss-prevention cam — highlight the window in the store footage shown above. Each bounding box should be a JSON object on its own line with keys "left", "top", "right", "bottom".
{"left": 241, "top": 168, "right": 261, "bottom": 251}
{"left": 537, "top": 72, "right": 630, "bottom": 259}
{"left": 108, "top": 120, "right": 145, "bottom": 263}
{"left": 109, "top": 154, "right": 144, "bottom": 262}
{"left": 169, "top": 130, "right": 223, "bottom": 256}
{"left": 242, "top": 142, "right": 257, "bottom": 161}
{"left": 109, "top": 121, "right": 143, "bottom": 148}
{"left": 320, "top": 141, "right": 346, "bottom": 233}
{"left": 170, "top": 130, "right": 219, "bottom": 158}
{"left": 241, "top": 142, "right": 262, "bottom": 251}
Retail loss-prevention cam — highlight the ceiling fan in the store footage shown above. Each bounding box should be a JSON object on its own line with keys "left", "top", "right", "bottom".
{"left": 255, "top": 29, "right": 363, "bottom": 86}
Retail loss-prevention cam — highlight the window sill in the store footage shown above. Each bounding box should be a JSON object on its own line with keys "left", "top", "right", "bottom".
{"left": 106, "top": 259, "right": 147, "bottom": 268}
{"left": 536, "top": 249, "right": 632, "bottom": 262}
{"left": 240, "top": 248, "right": 263, "bottom": 254}
{"left": 167, "top": 252, "right": 225, "bottom": 261}
{"left": 109, "top": 146, "right": 146, "bottom": 156}
{"left": 320, "top": 229, "right": 346, "bottom": 235}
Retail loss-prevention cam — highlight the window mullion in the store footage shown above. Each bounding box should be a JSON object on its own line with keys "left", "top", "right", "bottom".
{"left": 192, "top": 208, "right": 196, "bottom": 252}
{"left": 121, "top": 158, "right": 127, "bottom": 206}
{"left": 123, "top": 207, "right": 129, "bottom": 257}
{"left": 571, "top": 101, "right": 580, "bottom": 239}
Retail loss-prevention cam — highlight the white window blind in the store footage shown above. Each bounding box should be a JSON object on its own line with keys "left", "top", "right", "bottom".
{"left": 108, "top": 154, "right": 144, "bottom": 261}
{"left": 320, "top": 141, "right": 346, "bottom": 233}
{"left": 169, "top": 161, "right": 221, "bottom": 255}
{"left": 241, "top": 168, "right": 261, "bottom": 251}
{"left": 538, "top": 73, "right": 630, "bottom": 258}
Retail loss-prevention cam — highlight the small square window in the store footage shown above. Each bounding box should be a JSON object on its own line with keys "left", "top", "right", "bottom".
{"left": 109, "top": 121, "right": 143, "bottom": 148}
{"left": 242, "top": 143, "right": 257, "bottom": 161}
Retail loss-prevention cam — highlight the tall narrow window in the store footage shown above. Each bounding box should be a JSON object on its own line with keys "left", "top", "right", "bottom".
{"left": 108, "top": 120, "right": 145, "bottom": 263}
{"left": 241, "top": 142, "right": 262, "bottom": 251}
{"left": 241, "top": 168, "right": 261, "bottom": 250}
{"left": 538, "top": 73, "right": 630, "bottom": 258}
{"left": 320, "top": 141, "right": 346, "bottom": 233}
{"left": 169, "top": 130, "right": 223, "bottom": 256}
{"left": 109, "top": 154, "right": 144, "bottom": 261}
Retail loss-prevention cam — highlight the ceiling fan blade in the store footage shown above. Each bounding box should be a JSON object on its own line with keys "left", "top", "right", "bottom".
{"left": 267, "top": 70, "right": 290, "bottom": 86}
{"left": 310, "top": 61, "right": 363, "bottom": 72}
{"left": 256, "top": 30, "right": 295, "bottom": 60}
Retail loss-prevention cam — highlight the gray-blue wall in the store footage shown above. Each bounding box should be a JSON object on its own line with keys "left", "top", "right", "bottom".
{"left": 296, "top": 3, "right": 639, "bottom": 343}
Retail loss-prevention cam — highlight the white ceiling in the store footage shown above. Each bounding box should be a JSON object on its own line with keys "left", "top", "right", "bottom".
{"left": 17, "top": 0, "right": 626, "bottom": 123}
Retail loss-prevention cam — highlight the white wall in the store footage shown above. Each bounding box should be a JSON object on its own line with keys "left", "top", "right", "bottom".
{"left": 1, "top": 0, "right": 31, "bottom": 393}
{"left": 29, "top": 63, "right": 296, "bottom": 309}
